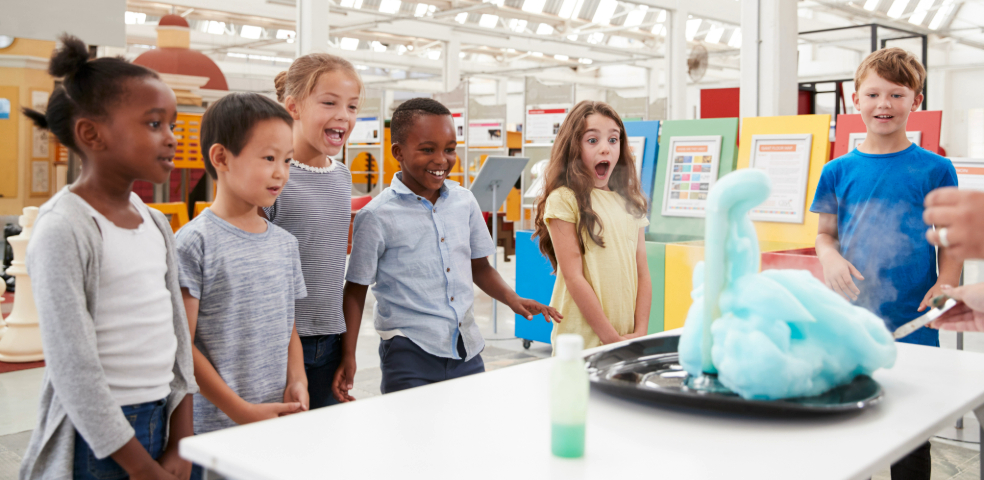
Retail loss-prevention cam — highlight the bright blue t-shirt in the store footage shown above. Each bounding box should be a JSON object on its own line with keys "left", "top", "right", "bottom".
{"left": 809, "top": 143, "right": 957, "bottom": 346}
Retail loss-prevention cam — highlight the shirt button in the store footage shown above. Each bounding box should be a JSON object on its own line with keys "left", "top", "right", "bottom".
{"left": 446, "top": 268, "right": 450, "bottom": 272}
{"left": 450, "top": 296, "right": 454, "bottom": 301}
{"left": 417, "top": 196, "right": 421, "bottom": 200}
{"left": 434, "top": 208, "right": 437, "bottom": 212}
{"left": 441, "top": 237, "right": 445, "bottom": 242}
{"left": 459, "top": 322, "right": 462, "bottom": 327}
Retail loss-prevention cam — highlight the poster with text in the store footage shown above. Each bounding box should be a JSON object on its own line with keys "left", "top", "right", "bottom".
{"left": 348, "top": 116, "right": 380, "bottom": 145}
{"left": 848, "top": 131, "right": 922, "bottom": 151}
{"left": 660, "top": 135, "right": 722, "bottom": 218}
{"left": 748, "top": 133, "right": 813, "bottom": 224}
{"left": 952, "top": 159, "right": 984, "bottom": 192}
{"left": 627, "top": 136, "right": 646, "bottom": 181}
{"left": 468, "top": 119, "right": 505, "bottom": 148}
{"left": 452, "top": 111, "right": 465, "bottom": 144}
{"left": 525, "top": 106, "right": 569, "bottom": 144}
{"left": 32, "top": 90, "right": 49, "bottom": 158}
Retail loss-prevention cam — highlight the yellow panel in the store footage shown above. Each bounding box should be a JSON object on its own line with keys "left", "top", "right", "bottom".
{"left": 147, "top": 202, "right": 190, "bottom": 233}
{"left": 506, "top": 187, "right": 521, "bottom": 221}
{"left": 172, "top": 112, "right": 205, "bottom": 169}
{"left": 0, "top": 86, "right": 19, "bottom": 199}
{"left": 736, "top": 114, "right": 831, "bottom": 246}
{"left": 663, "top": 240, "right": 819, "bottom": 330}
{"left": 383, "top": 128, "right": 399, "bottom": 184}
{"left": 157, "top": 30, "right": 191, "bottom": 49}
{"left": 350, "top": 151, "right": 382, "bottom": 186}
{"left": 0, "top": 38, "right": 55, "bottom": 58}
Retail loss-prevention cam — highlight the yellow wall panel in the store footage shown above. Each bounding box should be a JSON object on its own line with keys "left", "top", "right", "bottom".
{"left": 736, "top": 114, "right": 831, "bottom": 246}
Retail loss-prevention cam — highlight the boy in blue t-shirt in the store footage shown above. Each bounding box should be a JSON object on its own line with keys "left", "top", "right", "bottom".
{"left": 811, "top": 48, "right": 959, "bottom": 479}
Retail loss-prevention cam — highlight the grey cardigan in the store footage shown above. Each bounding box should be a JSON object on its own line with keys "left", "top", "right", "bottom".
{"left": 19, "top": 188, "right": 198, "bottom": 480}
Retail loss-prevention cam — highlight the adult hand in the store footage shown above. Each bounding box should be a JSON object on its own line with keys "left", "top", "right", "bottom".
{"left": 930, "top": 284, "right": 984, "bottom": 332}
{"left": 819, "top": 253, "right": 864, "bottom": 301}
{"left": 924, "top": 188, "right": 984, "bottom": 261}
{"left": 511, "top": 297, "right": 563, "bottom": 323}
{"left": 332, "top": 356, "right": 357, "bottom": 403}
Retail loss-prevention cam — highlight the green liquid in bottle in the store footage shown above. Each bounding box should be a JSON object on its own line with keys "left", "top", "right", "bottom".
{"left": 551, "top": 423, "right": 585, "bottom": 458}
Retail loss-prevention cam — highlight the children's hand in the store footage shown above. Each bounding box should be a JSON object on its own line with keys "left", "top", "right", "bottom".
{"left": 281, "top": 382, "right": 310, "bottom": 416}
{"left": 332, "top": 356, "right": 357, "bottom": 403}
{"left": 919, "top": 283, "right": 950, "bottom": 311}
{"left": 128, "top": 462, "right": 179, "bottom": 480}
{"left": 819, "top": 253, "right": 864, "bottom": 301}
{"left": 619, "top": 332, "right": 645, "bottom": 342}
{"left": 157, "top": 448, "right": 192, "bottom": 480}
{"left": 930, "top": 284, "right": 984, "bottom": 332}
{"left": 236, "top": 402, "right": 304, "bottom": 424}
{"left": 510, "top": 297, "right": 563, "bottom": 323}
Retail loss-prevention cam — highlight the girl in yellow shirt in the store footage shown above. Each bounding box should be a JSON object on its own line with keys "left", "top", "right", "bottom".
{"left": 533, "top": 101, "right": 652, "bottom": 350}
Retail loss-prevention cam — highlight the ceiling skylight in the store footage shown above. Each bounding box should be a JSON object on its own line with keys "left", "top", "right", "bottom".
{"left": 522, "top": 0, "right": 546, "bottom": 14}
{"left": 536, "top": 23, "right": 555, "bottom": 35}
{"left": 479, "top": 14, "right": 499, "bottom": 28}
{"left": 379, "top": 0, "right": 401, "bottom": 13}
{"left": 929, "top": 0, "right": 955, "bottom": 29}
{"left": 240, "top": 25, "right": 263, "bottom": 39}
{"left": 886, "top": 0, "right": 910, "bottom": 18}
{"left": 728, "top": 27, "right": 742, "bottom": 48}
{"left": 592, "top": 0, "right": 618, "bottom": 25}
{"left": 705, "top": 24, "right": 724, "bottom": 44}
{"left": 340, "top": 37, "right": 360, "bottom": 50}
{"left": 685, "top": 18, "right": 701, "bottom": 41}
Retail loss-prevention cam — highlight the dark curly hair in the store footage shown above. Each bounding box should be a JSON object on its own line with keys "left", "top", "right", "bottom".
{"left": 390, "top": 97, "right": 451, "bottom": 145}
{"left": 21, "top": 34, "right": 159, "bottom": 157}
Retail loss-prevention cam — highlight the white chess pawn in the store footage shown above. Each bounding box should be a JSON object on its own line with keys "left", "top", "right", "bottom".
{"left": 0, "top": 207, "right": 43, "bottom": 362}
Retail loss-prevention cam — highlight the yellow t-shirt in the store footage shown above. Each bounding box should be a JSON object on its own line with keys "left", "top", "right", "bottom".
{"left": 544, "top": 187, "right": 650, "bottom": 350}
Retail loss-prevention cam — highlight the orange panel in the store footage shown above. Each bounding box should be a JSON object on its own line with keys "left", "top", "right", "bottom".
{"left": 172, "top": 113, "right": 205, "bottom": 169}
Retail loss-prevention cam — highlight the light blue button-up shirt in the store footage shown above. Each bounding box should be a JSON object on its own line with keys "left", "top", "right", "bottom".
{"left": 346, "top": 172, "right": 496, "bottom": 361}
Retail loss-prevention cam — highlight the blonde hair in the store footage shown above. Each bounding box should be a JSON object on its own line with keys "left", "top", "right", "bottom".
{"left": 274, "top": 53, "right": 364, "bottom": 104}
{"left": 532, "top": 101, "right": 649, "bottom": 271}
{"left": 855, "top": 47, "right": 926, "bottom": 96}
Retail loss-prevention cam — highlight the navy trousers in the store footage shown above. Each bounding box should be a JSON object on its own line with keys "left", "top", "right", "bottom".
{"left": 379, "top": 335, "right": 485, "bottom": 394}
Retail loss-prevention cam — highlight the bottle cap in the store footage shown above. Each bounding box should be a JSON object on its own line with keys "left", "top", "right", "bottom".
{"left": 556, "top": 334, "right": 584, "bottom": 361}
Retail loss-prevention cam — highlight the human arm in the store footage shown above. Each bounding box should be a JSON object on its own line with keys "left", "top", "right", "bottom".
{"left": 182, "top": 290, "right": 302, "bottom": 424}
{"left": 628, "top": 228, "right": 651, "bottom": 338}
{"left": 282, "top": 323, "right": 309, "bottom": 414}
{"left": 333, "top": 281, "right": 367, "bottom": 402}
{"left": 929, "top": 283, "right": 984, "bottom": 332}
{"left": 156, "top": 395, "right": 194, "bottom": 479}
{"left": 548, "top": 218, "right": 624, "bottom": 344}
{"left": 471, "top": 257, "right": 562, "bottom": 323}
{"left": 815, "top": 212, "right": 864, "bottom": 301}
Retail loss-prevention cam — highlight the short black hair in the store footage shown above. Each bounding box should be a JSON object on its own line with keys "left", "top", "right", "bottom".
{"left": 390, "top": 97, "right": 451, "bottom": 145}
{"left": 21, "top": 34, "right": 159, "bottom": 157}
{"left": 200, "top": 92, "right": 293, "bottom": 179}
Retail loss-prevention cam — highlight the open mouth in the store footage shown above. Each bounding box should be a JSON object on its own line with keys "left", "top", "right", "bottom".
{"left": 874, "top": 114, "right": 894, "bottom": 120}
{"left": 594, "top": 161, "right": 610, "bottom": 179}
{"left": 325, "top": 128, "right": 347, "bottom": 146}
{"left": 426, "top": 169, "right": 446, "bottom": 179}
{"left": 267, "top": 186, "right": 281, "bottom": 195}
{"left": 159, "top": 156, "right": 175, "bottom": 169}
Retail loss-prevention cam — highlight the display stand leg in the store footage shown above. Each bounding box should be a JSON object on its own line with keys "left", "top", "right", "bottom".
{"left": 492, "top": 181, "right": 498, "bottom": 334}
{"left": 958, "top": 332, "right": 965, "bottom": 430}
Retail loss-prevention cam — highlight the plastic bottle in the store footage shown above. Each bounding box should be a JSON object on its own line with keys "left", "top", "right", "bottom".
{"left": 551, "top": 334, "right": 588, "bottom": 458}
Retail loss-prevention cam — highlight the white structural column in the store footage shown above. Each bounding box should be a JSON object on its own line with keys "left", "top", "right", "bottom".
{"left": 444, "top": 40, "right": 461, "bottom": 93}
{"left": 296, "top": 0, "right": 330, "bottom": 56}
{"left": 740, "top": 0, "right": 798, "bottom": 118}
{"left": 667, "top": 7, "right": 689, "bottom": 120}
{"left": 0, "top": 207, "right": 43, "bottom": 363}
{"left": 495, "top": 78, "right": 508, "bottom": 105}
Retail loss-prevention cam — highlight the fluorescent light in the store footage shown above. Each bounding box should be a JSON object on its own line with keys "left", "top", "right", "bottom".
{"left": 206, "top": 21, "right": 226, "bottom": 35}
{"left": 728, "top": 27, "right": 742, "bottom": 48}
{"left": 124, "top": 11, "right": 146, "bottom": 24}
{"left": 929, "top": 0, "right": 955, "bottom": 29}
{"left": 555, "top": 54, "right": 569, "bottom": 60}
{"left": 508, "top": 19, "right": 528, "bottom": 32}
{"left": 379, "top": 0, "right": 401, "bottom": 13}
{"left": 705, "top": 24, "right": 724, "bottom": 44}
{"left": 863, "top": 0, "right": 880, "bottom": 10}
{"left": 340, "top": 0, "right": 355, "bottom": 6}
{"left": 397, "top": 45, "right": 408, "bottom": 54}
{"left": 568, "top": 33, "right": 578, "bottom": 40}
{"left": 276, "top": 29, "right": 295, "bottom": 41}
{"left": 240, "top": 25, "right": 263, "bottom": 39}
{"left": 909, "top": 0, "right": 934, "bottom": 24}
{"left": 558, "top": 0, "right": 578, "bottom": 19}
{"left": 531, "top": 51, "right": 543, "bottom": 57}
{"left": 354, "top": 0, "right": 364, "bottom": 8}
{"left": 371, "top": 41, "right": 387, "bottom": 52}
{"left": 887, "top": 0, "right": 909, "bottom": 18}
{"left": 656, "top": 10, "right": 666, "bottom": 22}
{"left": 340, "top": 37, "right": 360, "bottom": 50}
{"left": 651, "top": 24, "right": 664, "bottom": 35}
{"left": 428, "top": 50, "right": 441, "bottom": 60}
{"left": 536, "top": 23, "right": 554, "bottom": 35}
{"left": 415, "top": 3, "right": 428, "bottom": 16}
{"left": 455, "top": 12, "right": 468, "bottom": 23}
{"left": 587, "top": 32, "right": 604, "bottom": 44}
{"left": 685, "top": 18, "right": 701, "bottom": 41}
{"left": 522, "top": 0, "right": 546, "bottom": 14}
{"left": 479, "top": 14, "right": 499, "bottom": 28}
{"left": 355, "top": 65, "right": 368, "bottom": 70}
{"left": 592, "top": 0, "right": 618, "bottom": 25}
{"left": 624, "top": 6, "right": 647, "bottom": 27}
{"left": 579, "top": 58, "right": 592, "bottom": 64}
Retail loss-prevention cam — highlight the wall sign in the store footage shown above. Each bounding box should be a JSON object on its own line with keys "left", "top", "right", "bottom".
{"left": 748, "top": 133, "right": 813, "bottom": 224}
{"left": 660, "top": 135, "right": 722, "bottom": 218}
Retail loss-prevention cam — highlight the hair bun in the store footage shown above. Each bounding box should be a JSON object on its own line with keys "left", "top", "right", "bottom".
{"left": 274, "top": 71, "right": 288, "bottom": 103}
{"left": 48, "top": 34, "right": 91, "bottom": 79}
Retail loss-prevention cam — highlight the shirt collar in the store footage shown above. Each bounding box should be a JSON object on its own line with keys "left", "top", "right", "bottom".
{"left": 391, "top": 172, "right": 459, "bottom": 199}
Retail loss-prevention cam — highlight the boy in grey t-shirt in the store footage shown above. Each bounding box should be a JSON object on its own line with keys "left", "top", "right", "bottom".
{"left": 175, "top": 93, "right": 308, "bottom": 438}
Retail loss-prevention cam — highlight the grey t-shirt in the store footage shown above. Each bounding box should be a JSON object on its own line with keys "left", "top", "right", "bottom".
{"left": 175, "top": 209, "right": 307, "bottom": 434}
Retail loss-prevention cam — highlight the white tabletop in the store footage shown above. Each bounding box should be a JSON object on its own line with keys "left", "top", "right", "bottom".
{"left": 180, "top": 333, "right": 984, "bottom": 480}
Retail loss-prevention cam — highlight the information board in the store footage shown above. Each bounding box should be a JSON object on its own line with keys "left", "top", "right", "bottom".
{"left": 525, "top": 106, "right": 569, "bottom": 144}
{"left": 468, "top": 119, "right": 505, "bottom": 148}
{"left": 748, "top": 133, "right": 813, "bottom": 224}
{"left": 660, "top": 135, "right": 722, "bottom": 218}
{"left": 349, "top": 116, "right": 381, "bottom": 145}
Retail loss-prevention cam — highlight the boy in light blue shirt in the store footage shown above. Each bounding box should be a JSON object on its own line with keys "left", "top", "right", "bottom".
{"left": 336, "top": 98, "right": 561, "bottom": 398}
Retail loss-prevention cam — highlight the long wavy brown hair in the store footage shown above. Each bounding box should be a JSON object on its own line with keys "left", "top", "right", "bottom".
{"left": 533, "top": 101, "right": 649, "bottom": 271}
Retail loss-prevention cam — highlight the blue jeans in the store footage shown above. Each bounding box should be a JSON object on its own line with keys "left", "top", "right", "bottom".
{"left": 301, "top": 334, "right": 342, "bottom": 408}
{"left": 73, "top": 399, "right": 166, "bottom": 480}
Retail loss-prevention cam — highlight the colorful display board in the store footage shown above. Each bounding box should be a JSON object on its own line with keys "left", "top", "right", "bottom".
{"left": 661, "top": 135, "right": 721, "bottom": 218}
{"left": 736, "top": 114, "right": 831, "bottom": 245}
{"left": 833, "top": 110, "right": 942, "bottom": 158}
{"left": 624, "top": 120, "right": 661, "bottom": 213}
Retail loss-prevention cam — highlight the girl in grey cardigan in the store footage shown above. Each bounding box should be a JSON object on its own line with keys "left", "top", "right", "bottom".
{"left": 19, "top": 35, "right": 197, "bottom": 480}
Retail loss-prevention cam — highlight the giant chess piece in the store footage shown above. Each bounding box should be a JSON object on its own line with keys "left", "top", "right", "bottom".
{"left": 0, "top": 207, "right": 43, "bottom": 362}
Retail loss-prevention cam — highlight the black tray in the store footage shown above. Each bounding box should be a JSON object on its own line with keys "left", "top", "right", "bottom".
{"left": 585, "top": 334, "right": 883, "bottom": 417}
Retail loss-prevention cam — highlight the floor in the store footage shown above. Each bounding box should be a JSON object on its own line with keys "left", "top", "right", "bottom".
{"left": 0, "top": 251, "right": 982, "bottom": 479}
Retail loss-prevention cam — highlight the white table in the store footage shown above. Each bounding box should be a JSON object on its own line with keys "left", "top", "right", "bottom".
{"left": 181, "top": 333, "right": 984, "bottom": 480}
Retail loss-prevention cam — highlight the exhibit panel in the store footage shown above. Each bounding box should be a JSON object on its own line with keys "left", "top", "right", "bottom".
{"left": 833, "top": 111, "right": 943, "bottom": 159}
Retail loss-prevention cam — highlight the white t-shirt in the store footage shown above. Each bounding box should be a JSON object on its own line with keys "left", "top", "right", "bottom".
{"left": 81, "top": 193, "right": 177, "bottom": 406}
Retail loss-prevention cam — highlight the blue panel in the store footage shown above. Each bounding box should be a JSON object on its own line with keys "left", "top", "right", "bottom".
{"left": 514, "top": 230, "right": 556, "bottom": 345}
{"left": 624, "top": 120, "right": 661, "bottom": 220}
